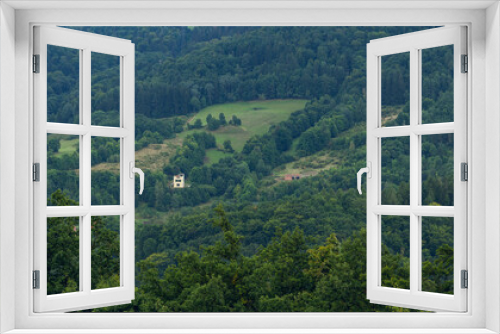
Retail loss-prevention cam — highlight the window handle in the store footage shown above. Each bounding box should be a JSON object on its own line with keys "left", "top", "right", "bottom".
{"left": 129, "top": 162, "right": 144, "bottom": 195}
{"left": 357, "top": 162, "right": 372, "bottom": 195}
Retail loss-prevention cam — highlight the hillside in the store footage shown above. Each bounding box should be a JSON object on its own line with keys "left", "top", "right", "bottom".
{"left": 45, "top": 26, "right": 455, "bottom": 312}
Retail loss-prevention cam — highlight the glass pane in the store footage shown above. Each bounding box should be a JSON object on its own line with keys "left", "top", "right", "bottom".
{"left": 91, "top": 52, "right": 120, "bottom": 127}
{"left": 47, "top": 45, "right": 80, "bottom": 124}
{"left": 381, "top": 137, "right": 410, "bottom": 205}
{"left": 381, "top": 52, "right": 410, "bottom": 127}
{"left": 421, "top": 45, "right": 454, "bottom": 124}
{"left": 92, "top": 216, "right": 120, "bottom": 290}
{"left": 422, "top": 134, "right": 454, "bottom": 206}
{"left": 422, "top": 217, "right": 454, "bottom": 294}
{"left": 47, "top": 216, "right": 80, "bottom": 295}
{"left": 91, "top": 137, "right": 121, "bottom": 205}
{"left": 381, "top": 215, "right": 410, "bottom": 290}
{"left": 47, "top": 134, "right": 79, "bottom": 205}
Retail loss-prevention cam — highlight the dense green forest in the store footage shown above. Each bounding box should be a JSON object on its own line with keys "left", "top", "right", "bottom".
{"left": 46, "top": 26, "right": 455, "bottom": 312}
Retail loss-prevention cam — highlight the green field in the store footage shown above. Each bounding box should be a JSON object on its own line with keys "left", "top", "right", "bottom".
{"left": 51, "top": 135, "right": 79, "bottom": 157}
{"left": 205, "top": 149, "right": 233, "bottom": 165}
{"left": 183, "top": 99, "right": 307, "bottom": 152}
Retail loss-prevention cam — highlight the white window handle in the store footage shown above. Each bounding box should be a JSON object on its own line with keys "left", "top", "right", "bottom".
{"left": 357, "top": 162, "right": 371, "bottom": 195}
{"left": 129, "top": 162, "right": 144, "bottom": 195}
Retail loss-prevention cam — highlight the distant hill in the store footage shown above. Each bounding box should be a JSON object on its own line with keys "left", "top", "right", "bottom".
{"left": 46, "top": 26, "right": 456, "bottom": 312}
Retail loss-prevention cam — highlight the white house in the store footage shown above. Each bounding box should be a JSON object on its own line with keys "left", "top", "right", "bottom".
{"left": 173, "top": 174, "right": 185, "bottom": 188}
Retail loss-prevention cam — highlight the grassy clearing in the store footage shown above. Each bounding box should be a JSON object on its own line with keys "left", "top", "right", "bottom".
{"left": 205, "top": 149, "right": 233, "bottom": 165}
{"left": 381, "top": 105, "right": 404, "bottom": 126}
{"left": 91, "top": 137, "right": 184, "bottom": 173}
{"left": 278, "top": 107, "right": 400, "bottom": 177}
{"left": 134, "top": 137, "right": 183, "bottom": 171}
{"left": 91, "top": 162, "right": 121, "bottom": 173}
{"left": 53, "top": 136, "right": 79, "bottom": 157}
{"left": 275, "top": 153, "right": 340, "bottom": 179}
{"left": 185, "top": 99, "right": 307, "bottom": 152}
{"left": 191, "top": 99, "right": 307, "bottom": 129}
{"left": 273, "top": 123, "right": 368, "bottom": 179}
{"left": 135, "top": 200, "right": 215, "bottom": 225}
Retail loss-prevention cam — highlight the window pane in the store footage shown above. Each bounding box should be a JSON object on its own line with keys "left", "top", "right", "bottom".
{"left": 92, "top": 216, "right": 120, "bottom": 290}
{"left": 381, "top": 52, "right": 410, "bottom": 127}
{"left": 91, "top": 137, "right": 121, "bottom": 206}
{"left": 92, "top": 52, "right": 120, "bottom": 127}
{"left": 422, "top": 217, "right": 453, "bottom": 294}
{"left": 421, "top": 45, "right": 454, "bottom": 124}
{"left": 381, "top": 215, "right": 410, "bottom": 290}
{"left": 47, "top": 134, "right": 79, "bottom": 205}
{"left": 381, "top": 137, "right": 410, "bottom": 205}
{"left": 422, "top": 134, "right": 454, "bottom": 206}
{"left": 47, "top": 45, "right": 80, "bottom": 124}
{"left": 47, "top": 217, "right": 80, "bottom": 295}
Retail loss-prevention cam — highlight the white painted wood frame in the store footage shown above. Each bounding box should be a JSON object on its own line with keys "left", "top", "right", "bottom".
{"left": 3, "top": 3, "right": 493, "bottom": 333}
{"left": 366, "top": 26, "right": 467, "bottom": 312}
{"left": 32, "top": 26, "right": 135, "bottom": 313}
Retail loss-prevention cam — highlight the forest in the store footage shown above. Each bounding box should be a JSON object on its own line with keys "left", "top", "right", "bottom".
{"left": 45, "top": 26, "right": 455, "bottom": 312}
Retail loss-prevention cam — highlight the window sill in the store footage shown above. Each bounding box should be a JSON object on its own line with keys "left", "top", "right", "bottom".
{"left": 4, "top": 329, "right": 498, "bottom": 334}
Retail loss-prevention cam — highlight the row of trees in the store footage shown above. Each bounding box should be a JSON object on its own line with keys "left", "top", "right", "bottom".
{"left": 205, "top": 113, "right": 243, "bottom": 131}
{"left": 86, "top": 204, "right": 452, "bottom": 312}
{"left": 49, "top": 26, "right": 430, "bottom": 124}
{"left": 32, "top": 186, "right": 453, "bottom": 309}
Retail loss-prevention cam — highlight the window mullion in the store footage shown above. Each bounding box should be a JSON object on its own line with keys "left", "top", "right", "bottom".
{"left": 409, "top": 47, "right": 420, "bottom": 294}
{"left": 416, "top": 48, "right": 423, "bottom": 293}
{"left": 77, "top": 48, "right": 85, "bottom": 293}
{"left": 82, "top": 47, "right": 92, "bottom": 294}
{"left": 81, "top": 214, "right": 91, "bottom": 293}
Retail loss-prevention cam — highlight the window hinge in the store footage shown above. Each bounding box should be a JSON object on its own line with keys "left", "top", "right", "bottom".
{"left": 461, "top": 162, "right": 468, "bottom": 181}
{"left": 33, "top": 270, "right": 40, "bottom": 289}
{"left": 33, "top": 54, "right": 40, "bottom": 73}
{"left": 461, "top": 54, "right": 468, "bottom": 73}
{"left": 33, "top": 163, "right": 40, "bottom": 182}
{"left": 461, "top": 270, "right": 468, "bottom": 289}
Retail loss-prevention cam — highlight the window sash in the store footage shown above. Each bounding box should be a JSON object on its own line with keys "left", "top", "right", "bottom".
{"left": 32, "top": 26, "right": 136, "bottom": 313}
{"left": 366, "top": 26, "right": 468, "bottom": 312}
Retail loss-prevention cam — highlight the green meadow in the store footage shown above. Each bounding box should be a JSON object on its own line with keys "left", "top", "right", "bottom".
{"left": 51, "top": 135, "right": 79, "bottom": 157}
{"left": 183, "top": 99, "right": 308, "bottom": 153}
{"left": 205, "top": 149, "right": 233, "bottom": 165}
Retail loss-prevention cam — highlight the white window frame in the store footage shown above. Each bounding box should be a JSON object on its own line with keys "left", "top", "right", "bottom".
{"left": 1, "top": 1, "right": 499, "bottom": 333}
{"left": 33, "top": 26, "right": 136, "bottom": 313}
{"left": 366, "top": 26, "right": 468, "bottom": 312}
